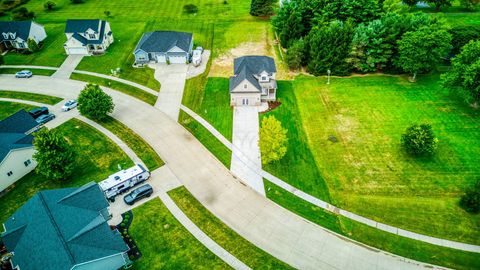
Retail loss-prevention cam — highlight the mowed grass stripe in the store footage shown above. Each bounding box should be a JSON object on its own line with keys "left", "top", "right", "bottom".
{"left": 0, "top": 90, "right": 63, "bottom": 105}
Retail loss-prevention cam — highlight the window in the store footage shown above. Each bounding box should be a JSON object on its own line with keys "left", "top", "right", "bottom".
{"left": 7, "top": 171, "right": 13, "bottom": 177}
{"left": 24, "top": 159, "right": 31, "bottom": 167}
{"left": 244, "top": 84, "right": 247, "bottom": 89}
{"left": 18, "top": 42, "right": 24, "bottom": 48}
{"left": 89, "top": 34, "right": 96, "bottom": 39}
{"left": 261, "top": 76, "right": 267, "bottom": 81}
{"left": 2, "top": 33, "right": 7, "bottom": 39}
{"left": 9, "top": 33, "right": 15, "bottom": 39}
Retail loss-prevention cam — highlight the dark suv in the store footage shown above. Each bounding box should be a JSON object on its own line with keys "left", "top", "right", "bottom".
{"left": 123, "top": 184, "right": 153, "bottom": 205}
{"left": 29, "top": 107, "right": 49, "bottom": 119}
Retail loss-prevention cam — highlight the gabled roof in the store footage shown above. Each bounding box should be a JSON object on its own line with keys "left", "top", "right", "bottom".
{"left": 0, "top": 109, "right": 38, "bottom": 134}
{"left": 66, "top": 20, "right": 108, "bottom": 45}
{"left": 134, "top": 31, "right": 193, "bottom": 53}
{"left": 0, "top": 132, "right": 34, "bottom": 162}
{"left": 0, "top": 21, "right": 33, "bottom": 41}
{"left": 1, "top": 182, "right": 128, "bottom": 270}
{"left": 229, "top": 56, "right": 276, "bottom": 92}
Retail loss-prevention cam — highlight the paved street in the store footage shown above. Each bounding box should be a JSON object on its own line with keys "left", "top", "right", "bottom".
{"left": 231, "top": 106, "right": 265, "bottom": 195}
{"left": 151, "top": 64, "right": 188, "bottom": 120}
{"left": 0, "top": 75, "right": 447, "bottom": 270}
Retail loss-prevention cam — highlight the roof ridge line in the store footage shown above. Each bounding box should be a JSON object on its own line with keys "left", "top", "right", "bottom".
{"left": 38, "top": 192, "right": 76, "bottom": 264}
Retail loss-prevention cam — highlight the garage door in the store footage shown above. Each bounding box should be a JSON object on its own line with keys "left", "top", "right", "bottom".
{"left": 67, "top": 47, "right": 88, "bottom": 55}
{"left": 168, "top": 55, "right": 186, "bottom": 64}
{"left": 156, "top": 54, "right": 166, "bottom": 63}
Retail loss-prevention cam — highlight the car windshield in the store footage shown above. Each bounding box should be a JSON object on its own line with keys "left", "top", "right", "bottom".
{"left": 66, "top": 101, "right": 73, "bottom": 105}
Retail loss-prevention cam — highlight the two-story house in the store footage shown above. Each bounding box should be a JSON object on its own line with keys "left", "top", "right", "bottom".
{"left": 0, "top": 109, "right": 40, "bottom": 194}
{"left": 229, "top": 56, "right": 277, "bottom": 106}
{"left": 0, "top": 21, "right": 47, "bottom": 52}
{"left": 1, "top": 182, "right": 130, "bottom": 270}
{"left": 64, "top": 19, "right": 113, "bottom": 55}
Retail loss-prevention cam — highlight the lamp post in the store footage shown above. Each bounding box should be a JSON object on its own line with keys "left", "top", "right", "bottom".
{"left": 327, "top": 69, "right": 331, "bottom": 85}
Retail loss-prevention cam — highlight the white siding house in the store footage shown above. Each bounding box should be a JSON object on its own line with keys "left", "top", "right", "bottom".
{"left": 0, "top": 21, "right": 47, "bottom": 51}
{"left": 0, "top": 148, "right": 36, "bottom": 193}
{"left": 64, "top": 19, "right": 113, "bottom": 55}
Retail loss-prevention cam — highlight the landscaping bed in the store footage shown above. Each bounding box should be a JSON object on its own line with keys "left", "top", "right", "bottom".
{"left": 116, "top": 211, "right": 142, "bottom": 262}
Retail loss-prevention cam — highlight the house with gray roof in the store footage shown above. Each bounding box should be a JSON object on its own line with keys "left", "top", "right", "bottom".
{"left": 0, "top": 110, "right": 39, "bottom": 193}
{"left": 1, "top": 182, "right": 129, "bottom": 270}
{"left": 133, "top": 31, "right": 193, "bottom": 65}
{"left": 0, "top": 21, "right": 47, "bottom": 52}
{"left": 64, "top": 19, "right": 113, "bottom": 55}
{"left": 229, "top": 56, "right": 277, "bottom": 106}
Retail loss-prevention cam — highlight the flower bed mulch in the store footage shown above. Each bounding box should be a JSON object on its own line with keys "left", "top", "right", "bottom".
{"left": 260, "top": 101, "right": 282, "bottom": 114}
{"left": 116, "top": 211, "right": 142, "bottom": 262}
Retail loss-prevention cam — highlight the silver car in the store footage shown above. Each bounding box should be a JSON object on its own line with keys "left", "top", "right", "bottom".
{"left": 62, "top": 99, "right": 78, "bottom": 111}
{"left": 15, "top": 70, "right": 33, "bottom": 78}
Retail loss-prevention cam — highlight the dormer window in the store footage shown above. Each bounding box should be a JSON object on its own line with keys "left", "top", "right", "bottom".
{"left": 261, "top": 76, "right": 268, "bottom": 82}
{"left": 9, "top": 33, "right": 15, "bottom": 39}
{"left": 2, "top": 33, "right": 7, "bottom": 39}
{"left": 88, "top": 33, "right": 96, "bottom": 39}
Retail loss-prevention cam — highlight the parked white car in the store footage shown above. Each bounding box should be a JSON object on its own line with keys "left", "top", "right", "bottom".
{"left": 192, "top": 49, "right": 202, "bottom": 67}
{"left": 61, "top": 100, "right": 78, "bottom": 111}
{"left": 15, "top": 70, "right": 32, "bottom": 78}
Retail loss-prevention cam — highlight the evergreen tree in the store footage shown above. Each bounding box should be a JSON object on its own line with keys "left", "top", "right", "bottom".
{"left": 250, "top": 0, "right": 275, "bottom": 16}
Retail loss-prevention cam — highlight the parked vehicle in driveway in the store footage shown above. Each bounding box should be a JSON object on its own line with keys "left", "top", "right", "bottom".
{"left": 35, "top": 113, "right": 55, "bottom": 125}
{"left": 123, "top": 184, "right": 153, "bottom": 205}
{"left": 15, "top": 70, "right": 33, "bottom": 78}
{"left": 28, "top": 107, "right": 49, "bottom": 119}
{"left": 99, "top": 164, "right": 150, "bottom": 202}
{"left": 192, "top": 49, "right": 202, "bottom": 67}
{"left": 62, "top": 100, "right": 78, "bottom": 111}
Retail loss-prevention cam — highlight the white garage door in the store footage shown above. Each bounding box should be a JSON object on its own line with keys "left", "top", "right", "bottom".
{"left": 156, "top": 54, "right": 166, "bottom": 63}
{"left": 67, "top": 47, "right": 88, "bottom": 55}
{"left": 168, "top": 55, "right": 186, "bottom": 64}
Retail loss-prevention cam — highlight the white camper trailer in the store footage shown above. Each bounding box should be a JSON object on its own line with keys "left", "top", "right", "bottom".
{"left": 99, "top": 164, "right": 150, "bottom": 201}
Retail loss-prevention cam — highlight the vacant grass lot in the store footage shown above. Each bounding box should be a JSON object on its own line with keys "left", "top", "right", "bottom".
{"left": 69, "top": 73, "right": 157, "bottom": 105}
{"left": 0, "top": 101, "right": 35, "bottom": 119}
{"left": 169, "top": 186, "right": 293, "bottom": 269}
{"left": 98, "top": 116, "right": 164, "bottom": 171}
{"left": 1, "top": 0, "right": 268, "bottom": 88}
{"left": 264, "top": 180, "right": 480, "bottom": 270}
{"left": 129, "top": 198, "right": 230, "bottom": 270}
{"left": 0, "top": 118, "right": 132, "bottom": 222}
{"left": 265, "top": 74, "right": 480, "bottom": 244}
{"left": 0, "top": 90, "right": 62, "bottom": 105}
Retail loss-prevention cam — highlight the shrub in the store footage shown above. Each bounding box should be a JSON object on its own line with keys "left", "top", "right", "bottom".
{"left": 44, "top": 1, "right": 56, "bottom": 10}
{"left": 250, "top": 0, "right": 276, "bottom": 16}
{"left": 104, "top": 10, "right": 110, "bottom": 17}
{"left": 70, "top": 0, "right": 84, "bottom": 3}
{"left": 401, "top": 124, "right": 438, "bottom": 156}
{"left": 12, "top": 7, "right": 34, "bottom": 20}
{"left": 183, "top": 4, "right": 198, "bottom": 14}
{"left": 27, "top": 38, "right": 39, "bottom": 52}
{"left": 285, "top": 39, "right": 305, "bottom": 70}
{"left": 460, "top": 180, "right": 480, "bottom": 214}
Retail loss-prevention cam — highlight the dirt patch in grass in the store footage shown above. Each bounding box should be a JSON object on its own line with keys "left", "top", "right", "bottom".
{"left": 209, "top": 41, "right": 269, "bottom": 77}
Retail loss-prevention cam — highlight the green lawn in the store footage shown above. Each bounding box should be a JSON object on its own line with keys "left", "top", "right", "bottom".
{"left": 98, "top": 116, "right": 164, "bottom": 171}
{"left": 179, "top": 111, "right": 231, "bottom": 168}
{"left": 0, "top": 101, "right": 35, "bottom": 120}
{"left": 264, "top": 74, "right": 480, "bottom": 244}
{"left": 0, "top": 90, "right": 62, "bottom": 105}
{"left": 0, "top": 68, "right": 56, "bottom": 76}
{"left": 1, "top": 0, "right": 268, "bottom": 88}
{"left": 264, "top": 180, "right": 480, "bottom": 270}
{"left": 181, "top": 76, "right": 233, "bottom": 140}
{"left": 129, "top": 198, "right": 230, "bottom": 270}
{"left": 0, "top": 118, "right": 132, "bottom": 223}
{"left": 69, "top": 73, "right": 158, "bottom": 106}
{"left": 169, "top": 186, "right": 293, "bottom": 269}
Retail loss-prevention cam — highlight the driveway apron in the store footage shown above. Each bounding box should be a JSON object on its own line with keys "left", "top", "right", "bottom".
{"left": 231, "top": 106, "right": 265, "bottom": 196}
{"left": 151, "top": 64, "right": 188, "bottom": 120}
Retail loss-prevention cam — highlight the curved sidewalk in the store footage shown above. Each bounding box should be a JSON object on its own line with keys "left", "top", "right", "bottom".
{"left": 180, "top": 105, "right": 480, "bottom": 254}
{"left": 0, "top": 75, "right": 450, "bottom": 270}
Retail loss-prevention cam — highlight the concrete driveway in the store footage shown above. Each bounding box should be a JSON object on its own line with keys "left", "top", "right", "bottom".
{"left": 150, "top": 63, "right": 188, "bottom": 120}
{"left": 52, "top": 55, "right": 84, "bottom": 79}
{"left": 231, "top": 106, "right": 265, "bottom": 195}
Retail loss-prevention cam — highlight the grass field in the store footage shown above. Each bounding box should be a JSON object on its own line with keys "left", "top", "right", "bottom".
{"left": 130, "top": 198, "right": 230, "bottom": 270}
{"left": 263, "top": 74, "right": 480, "bottom": 244}
{"left": 0, "top": 90, "right": 62, "bottom": 105}
{"left": 265, "top": 180, "right": 480, "bottom": 270}
{"left": 169, "top": 186, "right": 293, "bottom": 269}
{"left": 0, "top": 118, "right": 132, "bottom": 223}
{"left": 0, "top": 101, "right": 35, "bottom": 119}
{"left": 69, "top": 73, "right": 158, "bottom": 105}
{"left": 179, "top": 111, "right": 232, "bottom": 168}
{"left": 98, "top": 116, "right": 164, "bottom": 171}
{"left": 1, "top": 0, "right": 268, "bottom": 88}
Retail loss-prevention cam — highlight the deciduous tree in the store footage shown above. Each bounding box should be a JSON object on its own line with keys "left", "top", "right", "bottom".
{"left": 442, "top": 40, "right": 480, "bottom": 107}
{"left": 427, "top": 0, "right": 453, "bottom": 11}
{"left": 460, "top": 0, "right": 479, "bottom": 10}
{"left": 460, "top": 180, "right": 480, "bottom": 214}
{"left": 27, "top": 38, "right": 39, "bottom": 52}
{"left": 260, "top": 116, "right": 288, "bottom": 165}
{"left": 396, "top": 27, "right": 451, "bottom": 80}
{"left": 77, "top": 84, "right": 114, "bottom": 121}
{"left": 402, "top": 0, "right": 418, "bottom": 7}
{"left": 33, "top": 129, "right": 76, "bottom": 181}
{"left": 43, "top": 1, "right": 56, "bottom": 10}
{"left": 401, "top": 124, "right": 438, "bottom": 156}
